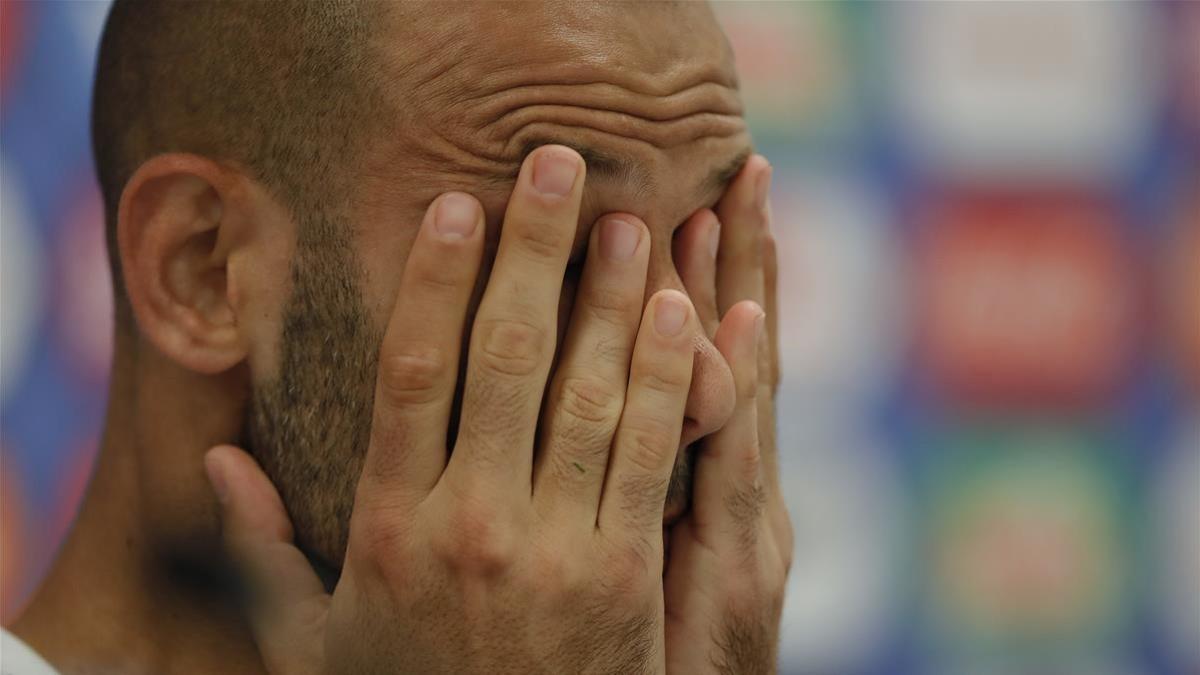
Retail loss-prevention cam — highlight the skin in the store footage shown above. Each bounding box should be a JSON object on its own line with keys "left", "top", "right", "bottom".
{"left": 11, "top": 3, "right": 792, "bottom": 674}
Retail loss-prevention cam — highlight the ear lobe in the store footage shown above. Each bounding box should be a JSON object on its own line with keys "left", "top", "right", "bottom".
{"left": 118, "top": 154, "right": 247, "bottom": 374}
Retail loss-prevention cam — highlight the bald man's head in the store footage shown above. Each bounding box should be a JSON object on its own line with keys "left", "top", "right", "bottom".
{"left": 94, "top": 0, "right": 748, "bottom": 570}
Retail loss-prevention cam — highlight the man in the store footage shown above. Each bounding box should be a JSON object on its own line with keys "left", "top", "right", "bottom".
{"left": 6, "top": 1, "right": 792, "bottom": 673}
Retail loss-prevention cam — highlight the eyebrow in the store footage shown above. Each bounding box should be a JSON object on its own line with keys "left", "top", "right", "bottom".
{"left": 513, "top": 138, "right": 751, "bottom": 204}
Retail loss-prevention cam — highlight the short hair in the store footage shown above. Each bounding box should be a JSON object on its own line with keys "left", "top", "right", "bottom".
{"left": 92, "top": 0, "right": 385, "bottom": 314}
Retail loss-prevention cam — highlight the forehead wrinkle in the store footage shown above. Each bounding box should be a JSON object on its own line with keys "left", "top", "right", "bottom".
{"left": 452, "top": 71, "right": 743, "bottom": 161}
{"left": 462, "top": 79, "right": 742, "bottom": 120}
{"left": 497, "top": 109, "right": 743, "bottom": 159}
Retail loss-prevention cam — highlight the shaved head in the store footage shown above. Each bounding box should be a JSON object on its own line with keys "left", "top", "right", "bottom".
{"left": 92, "top": 0, "right": 747, "bottom": 571}
{"left": 93, "top": 0, "right": 385, "bottom": 306}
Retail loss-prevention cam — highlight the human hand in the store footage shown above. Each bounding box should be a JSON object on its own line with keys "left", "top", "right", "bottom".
{"left": 663, "top": 155, "right": 792, "bottom": 674}
{"left": 204, "top": 146, "right": 701, "bottom": 674}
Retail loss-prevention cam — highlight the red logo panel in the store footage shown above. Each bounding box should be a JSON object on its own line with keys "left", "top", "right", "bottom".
{"left": 915, "top": 190, "right": 1141, "bottom": 408}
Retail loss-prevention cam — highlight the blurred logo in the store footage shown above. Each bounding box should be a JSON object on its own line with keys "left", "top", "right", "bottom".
{"left": 886, "top": 2, "right": 1163, "bottom": 181}
{"left": 714, "top": 3, "right": 859, "bottom": 144}
{"left": 921, "top": 424, "right": 1132, "bottom": 659}
{"left": 914, "top": 190, "right": 1140, "bottom": 410}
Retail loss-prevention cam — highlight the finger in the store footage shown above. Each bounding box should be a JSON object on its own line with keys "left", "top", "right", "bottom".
{"left": 599, "top": 290, "right": 696, "bottom": 544}
{"left": 762, "top": 205, "right": 780, "bottom": 393}
{"left": 534, "top": 214, "right": 649, "bottom": 522}
{"left": 714, "top": 155, "right": 778, "bottom": 501}
{"left": 205, "top": 445, "right": 328, "bottom": 675}
{"left": 450, "top": 145, "right": 584, "bottom": 494}
{"left": 360, "top": 192, "right": 484, "bottom": 498}
{"left": 688, "top": 302, "right": 765, "bottom": 547}
{"left": 758, "top": 208, "right": 784, "bottom": 500}
{"left": 715, "top": 155, "right": 770, "bottom": 316}
{"left": 672, "top": 208, "right": 721, "bottom": 336}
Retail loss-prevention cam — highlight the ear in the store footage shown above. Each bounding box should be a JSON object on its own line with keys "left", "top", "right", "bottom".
{"left": 118, "top": 154, "right": 249, "bottom": 374}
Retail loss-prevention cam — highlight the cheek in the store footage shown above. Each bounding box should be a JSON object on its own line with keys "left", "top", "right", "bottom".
{"left": 354, "top": 215, "right": 425, "bottom": 337}
{"left": 233, "top": 218, "right": 297, "bottom": 382}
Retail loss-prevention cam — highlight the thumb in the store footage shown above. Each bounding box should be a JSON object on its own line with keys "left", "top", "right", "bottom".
{"left": 205, "top": 444, "right": 329, "bottom": 674}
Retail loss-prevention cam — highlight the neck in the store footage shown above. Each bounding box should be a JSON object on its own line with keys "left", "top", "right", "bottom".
{"left": 10, "top": 328, "right": 265, "bottom": 675}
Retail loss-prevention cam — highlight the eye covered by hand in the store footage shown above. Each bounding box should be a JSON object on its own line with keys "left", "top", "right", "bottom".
{"left": 204, "top": 146, "right": 701, "bottom": 674}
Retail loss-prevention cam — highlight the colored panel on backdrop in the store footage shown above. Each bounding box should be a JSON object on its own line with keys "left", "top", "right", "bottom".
{"left": 919, "top": 424, "right": 1135, "bottom": 667}
{"left": 713, "top": 2, "right": 859, "bottom": 145}
{"left": 914, "top": 190, "right": 1140, "bottom": 410}
{"left": 886, "top": 2, "right": 1163, "bottom": 180}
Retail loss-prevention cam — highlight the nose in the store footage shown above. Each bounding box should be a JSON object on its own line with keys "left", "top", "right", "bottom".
{"left": 646, "top": 243, "right": 735, "bottom": 447}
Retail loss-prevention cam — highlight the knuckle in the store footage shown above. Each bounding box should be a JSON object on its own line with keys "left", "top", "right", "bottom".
{"left": 636, "top": 367, "right": 690, "bottom": 397}
{"left": 582, "top": 286, "right": 639, "bottom": 326}
{"left": 593, "top": 335, "right": 630, "bottom": 368}
{"left": 347, "top": 507, "right": 410, "bottom": 581}
{"left": 528, "top": 549, "right": 581, "bottom": 598}
{"left": 377, "top": 345, "right": 447, "bottom": 406}
{"left": 474, "top": 316, "right": 547, "bottom": 378}
{"left": 617, "top": 474, "right": 668, "bottom": 533}
{"left": 621, "top": 416, "right": 678, "bottom": 473}
{"left": 601, "top": 545, "right": 655, "bottom": 601}
{"left": 414, "top": 268, "right": 464, "bottom": 295}
{"left": 412, "top": 252, "right": 469, "bottom": 292}
{"left": 736, "top": 366, "right": 760, "bottom": 403}
{"left": 727, "top": 482, "right": 768, "bottom": 529}
{"left": 557, "top": 375, "right": 623, "bottom": 426}
{"left": 512, "top": 219, "right": 571, "bottom": 260}
{"left": 437, "top": 501, "right": 516, "bottom": 577}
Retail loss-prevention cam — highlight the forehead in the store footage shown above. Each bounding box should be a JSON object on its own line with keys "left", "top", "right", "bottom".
{"left": 364, "top": 2, "right": 751, "bottom": 246}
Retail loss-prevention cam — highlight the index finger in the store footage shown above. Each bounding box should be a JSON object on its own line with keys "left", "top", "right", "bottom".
{"left": 360, "top": 192, "right": 485, "bottom": 499}
{"left": 446, "top": 146, "right": 585, "bottom": 496}
{"left": 714, "top": 154, "right": 778, "bottom": 488}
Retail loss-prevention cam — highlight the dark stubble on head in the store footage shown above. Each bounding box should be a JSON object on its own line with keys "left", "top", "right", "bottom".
{"left": 242, "top": 214, "right": 380, "bottom": 571}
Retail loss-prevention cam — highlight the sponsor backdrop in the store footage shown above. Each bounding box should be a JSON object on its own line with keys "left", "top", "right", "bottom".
{"left": 1, "top": 3, "right": 1196, "bottom": 673}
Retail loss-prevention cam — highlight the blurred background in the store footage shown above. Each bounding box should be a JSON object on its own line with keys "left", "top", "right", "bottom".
{"left": 1, "top": 2, "right": 1197, "bottom": 673}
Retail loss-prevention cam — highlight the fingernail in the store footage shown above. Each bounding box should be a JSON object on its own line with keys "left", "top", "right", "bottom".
{"left": 599, "top": 217, "right": 640, "bottom": 261}
{"left": 709, "top": 220, "right": 721, "bottom": 260}
{"left": 435, "top": 193, "right": 478, "bottom": 239}
{"left": 755, "top": 163, "right": 772, "bottom": 212}
{"left": 755, "top": 311, "right": 766, "bottom": 341}
{"left": 204, "top": 455, "right": 228, "bottom": 505}
{"left": 655, "top": 295, "right": 689, "bottom": 337}
{"left": 533, "top": 149, "right": 579, "bottom": 197}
